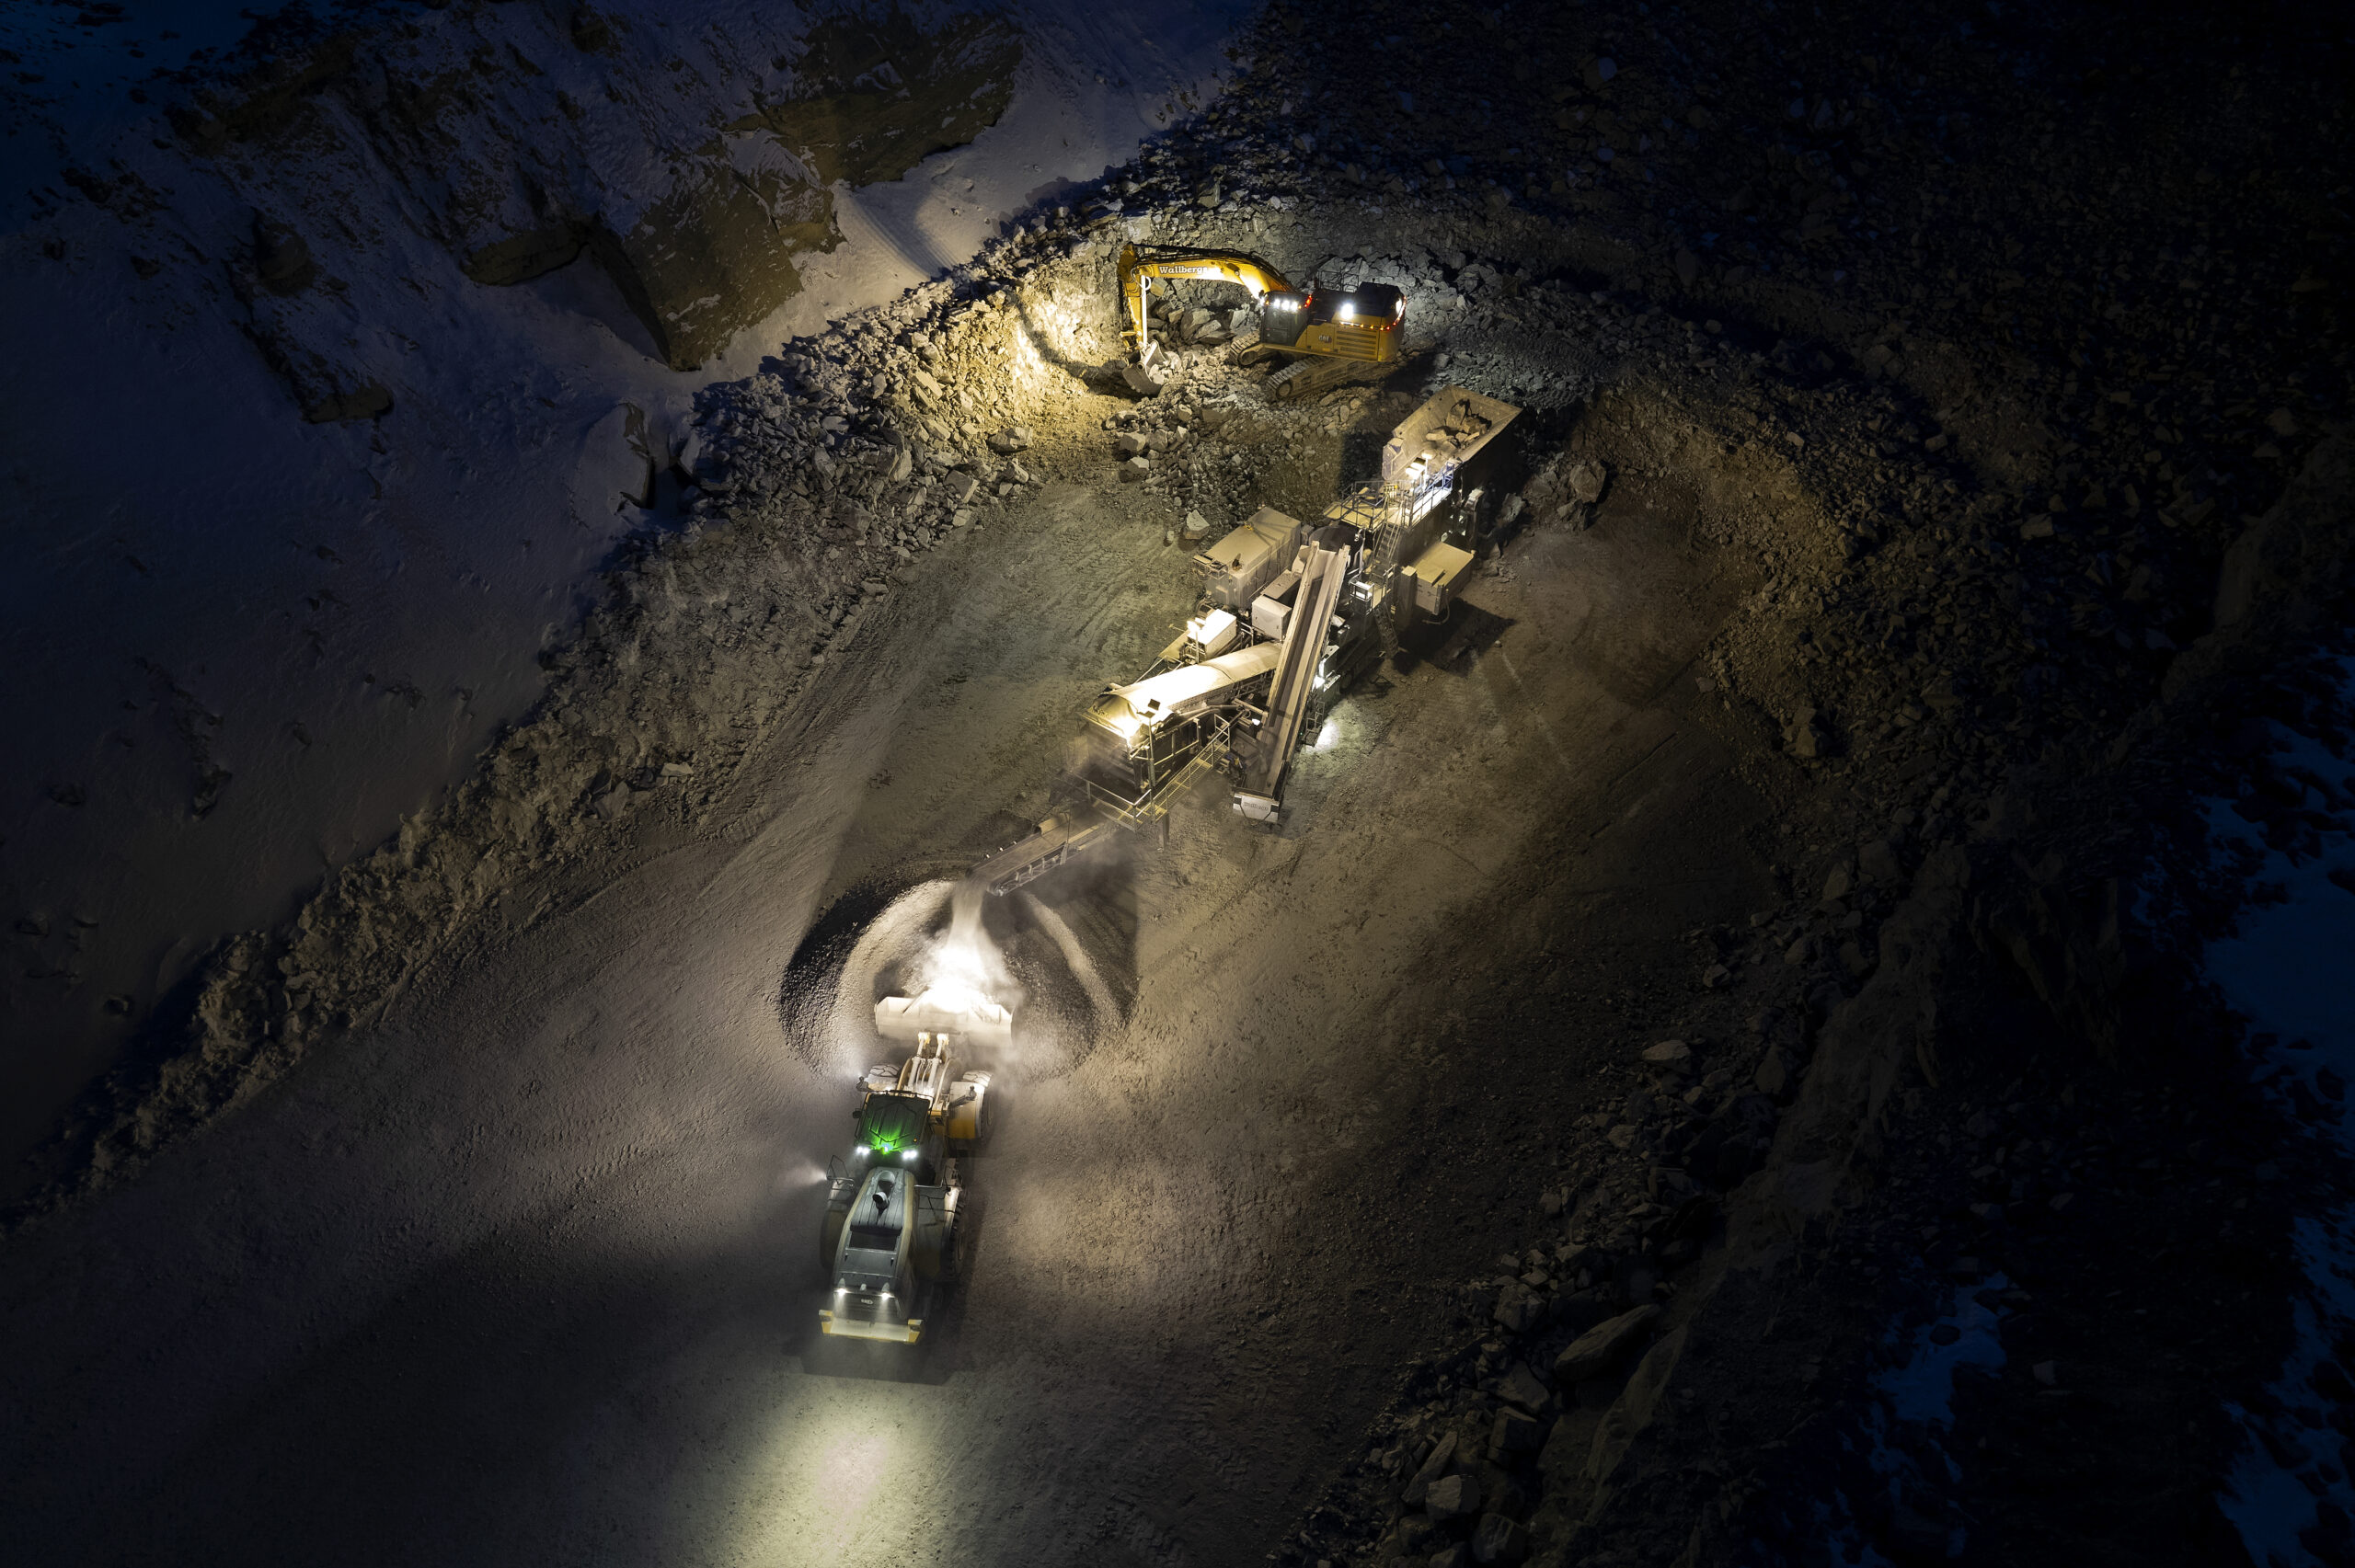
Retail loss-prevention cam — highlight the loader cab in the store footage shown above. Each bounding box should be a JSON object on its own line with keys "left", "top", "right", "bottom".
{"left": 854, "top": 1091, "right": 936, "bottom": 1174}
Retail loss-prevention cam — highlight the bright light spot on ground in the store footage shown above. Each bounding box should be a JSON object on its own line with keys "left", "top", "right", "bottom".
{"left": 917, "top": 883, "right": 1020, "bottom": 1023}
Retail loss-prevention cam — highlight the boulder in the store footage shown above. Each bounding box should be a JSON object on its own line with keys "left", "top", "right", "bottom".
{"left": 1491, "top": 1407, "right": 1545, "bottom": 1454}
{"left": 601, "top": 155, "right": 836, "bottom": 369}
{"left": 987, "top": 424, "right": 1032, "bottom": 454}
{"left": 1401, "top": 1431, "right": 1456, "bottom": 1505}
{"left": 1425, "top": 1472, "right": 1481, "bottom": 1520}
{"left": 1471, "top": 1513, "right": 1529, "bottom": 1565}
{"left": 575, "top": 402, "right": 657, "bottom": 514}
{"left": 1551, "top": 1288, "right": 1617, "bottom": 1334}
{"left": 1552, "top": 1303, "right": 1662, "bottom": 1384}
{"left": 1182, "top": 509, "right": 1212, "bottom": 540}
{"left": 462, "top": 223, "right": 589, "bottom": 287}
{"left": 1119, "top": 456, "right": 1152, "bottom": 483}
{"left": 1497, "top": 1362, "right": 1553, "bottom": 1415}
{"left": 1113, "top": 432, "right": 1148, "bottom": 458}
{"left": 1642, "top": 1040, "right": 1693, "bottom": 1072}
{"left": 252, "top": 213, "right": 316, "bottom": 295}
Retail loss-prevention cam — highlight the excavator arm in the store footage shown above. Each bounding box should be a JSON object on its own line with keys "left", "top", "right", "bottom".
{"left": 1118, "top": 243, "right": 1294, "bottom": 359}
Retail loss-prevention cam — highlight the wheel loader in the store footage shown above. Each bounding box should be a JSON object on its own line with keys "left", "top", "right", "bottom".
{"left": 1117, "top": 242, "right": 1412, "bottom": 402}
{"left": 815, "top": 988, "right": 1004, "bottom": 1345}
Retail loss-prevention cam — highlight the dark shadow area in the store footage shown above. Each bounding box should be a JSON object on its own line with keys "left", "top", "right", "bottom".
{"left": 62, "top": 1196, "right": 823, "bottom": 1566}
{"left": 522, "top": 249, "right": 668, "bottom": 364}
{"left": 0, "top": 938, "right": 236, "bottom": 1216}
{"left": 1393, "top": 602, "right": 1516, "bottom": 677}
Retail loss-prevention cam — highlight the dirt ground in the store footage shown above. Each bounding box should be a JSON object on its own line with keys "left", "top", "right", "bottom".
{"left": 0, "top": 378, "right": 1780, "bottom": 1564}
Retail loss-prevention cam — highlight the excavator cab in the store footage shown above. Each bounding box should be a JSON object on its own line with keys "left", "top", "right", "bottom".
{"left": 1258, "top": 289, "right": 1313, "bottom": 347}
{"left": 1258, "top": 282, "right": 1405, "bottom": 357}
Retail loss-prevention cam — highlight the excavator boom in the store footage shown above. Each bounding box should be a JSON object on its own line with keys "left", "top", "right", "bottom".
{"left": 1115, "top": 243, "right": 1408, "bottom": 382}
{"left": 1117, "top": 243, "right": 1293, "bottom": 358}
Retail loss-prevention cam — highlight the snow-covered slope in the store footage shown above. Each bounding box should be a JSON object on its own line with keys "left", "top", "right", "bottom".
{"left": 0, "top": 0, "right": 1251, "bottom": 1180}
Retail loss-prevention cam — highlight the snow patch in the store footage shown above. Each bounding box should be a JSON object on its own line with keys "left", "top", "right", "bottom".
{"left": 0, "top": 0, "right": 1251, "bottom": 1168}
{"left": 2202, "top": 656, "right": 2355, "bottom": 1567}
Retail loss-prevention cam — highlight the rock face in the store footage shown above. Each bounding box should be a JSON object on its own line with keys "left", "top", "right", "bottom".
{"left": 741, "top": 13, "right": 1018, "bottom": 188}
{"left": 144, "top": 1, "right": 1029, "bottom": 395}
{"left": 604, "top": 146, "right": 839, "bottom": 370}
{"left": 458, "top": 155, "right": 839, "bottom": 372}
{"left": 1552, "top": 1303, "right": 1662, "bottom": 1383}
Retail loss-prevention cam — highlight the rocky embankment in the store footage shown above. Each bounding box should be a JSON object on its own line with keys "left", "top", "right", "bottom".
{"left": 18, "top": 1, "right": 1037, "bottom": 406}
{"left": 1189, "top": 0, "right": 2352, "bottom": 1562}
{"left": 2, "top": 0, "right": 1246, "bottom": 1182}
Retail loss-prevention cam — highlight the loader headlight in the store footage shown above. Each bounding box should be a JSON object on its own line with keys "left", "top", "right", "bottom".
{"left": 1337, "top": 302, "right": 1356, "bottom": 322}
{"left": 854, "top": 1143, "right": 871, "bottom": 1157}
{"left": 903, "top": 1150, "right": 918, "bottom": 1162}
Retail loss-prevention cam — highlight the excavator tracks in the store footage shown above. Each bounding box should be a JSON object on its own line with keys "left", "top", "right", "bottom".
{"left": 1239, "top": 337, "right": 1426, "bottom": 403}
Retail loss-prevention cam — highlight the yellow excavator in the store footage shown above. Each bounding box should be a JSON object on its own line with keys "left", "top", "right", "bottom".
{"left": 1116, "top": 243, "right": 1410, "bottom": 402}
